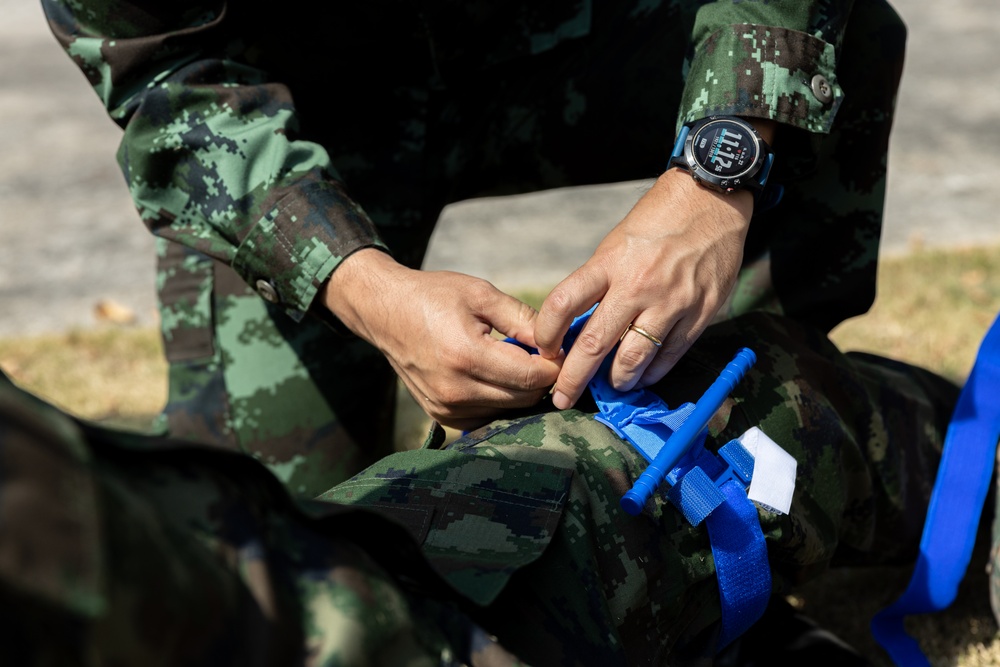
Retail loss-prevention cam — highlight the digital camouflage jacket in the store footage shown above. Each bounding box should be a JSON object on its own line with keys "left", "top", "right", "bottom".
{"left": 42, "top": 0, "right": 902, "bottom": 331}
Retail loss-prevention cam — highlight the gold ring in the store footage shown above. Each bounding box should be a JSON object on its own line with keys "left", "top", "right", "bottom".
{"left": 620, "top": 323, "right": 663, "bottom": 348}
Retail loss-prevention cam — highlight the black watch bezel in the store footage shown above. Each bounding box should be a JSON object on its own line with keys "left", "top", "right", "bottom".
{"left": 669, "top": 116, "right": 774, "bottom": 194}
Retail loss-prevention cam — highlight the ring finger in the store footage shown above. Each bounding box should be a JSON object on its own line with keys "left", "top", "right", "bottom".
{"left": 636, "top": 312, "right": 709, "bottom": 388}
{"left": 609, "top": 318, "right": 671, "bottom": 391}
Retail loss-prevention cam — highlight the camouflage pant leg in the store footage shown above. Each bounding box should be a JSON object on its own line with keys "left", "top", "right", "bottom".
{"left": 155, "top": 237, "right": 397, "bottom": 498}
{"left": 0, "top": 374, "right": 526, "bottom": 667}
{"left": 322, "top": 312, "right": 958, "bottom": 665}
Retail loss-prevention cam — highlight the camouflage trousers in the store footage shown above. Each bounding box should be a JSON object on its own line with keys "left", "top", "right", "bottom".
{"left": 155, "top": 237, "right": 398, "bottom": 498}
{"left": 0, "top": 312, "right": 958, "bottom": 665}
{"left": 154, "top": 0, "right": 907, "bottom": 499}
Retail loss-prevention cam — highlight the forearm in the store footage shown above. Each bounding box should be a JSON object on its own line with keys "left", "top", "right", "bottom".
{"left": 43, "top": 0, "right": 386, "bottom": 320}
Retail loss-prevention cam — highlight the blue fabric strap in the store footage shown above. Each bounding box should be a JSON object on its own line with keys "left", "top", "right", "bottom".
{"left": 664, "top": 437, "right": 751, "bottom": 526}
{"left": 590, "top": 364, "right": 771, "bottom": 647}
{"left": 707, "top": 479, "right": 771, "bottom": 648}
{"left": 871, "top": 312, "right": 1000, "bottom": 665}
{"left": 565, "top": 311, "right": 770, "bottom": 649}
{"left": 620, "top": 348, "right": 757, "bottom": 514}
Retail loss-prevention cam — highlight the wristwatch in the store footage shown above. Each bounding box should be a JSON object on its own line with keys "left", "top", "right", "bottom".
{"left": 669, "top": 116, "right": 775, "bottom": 194}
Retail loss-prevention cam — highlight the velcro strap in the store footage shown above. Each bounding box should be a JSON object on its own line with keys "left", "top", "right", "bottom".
{"left": 563, "top": 307, "right": 773, "bottom": 649}
{"left": 707, "top": 479, "right": 772, "bottom": 649}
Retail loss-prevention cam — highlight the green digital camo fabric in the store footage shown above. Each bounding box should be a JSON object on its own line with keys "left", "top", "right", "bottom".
{"left": 0, "top": 369, "right": 509, "bottom": 666}
{"left": 153, "top": 236, "right": 398, "bottom": 497}
{"left": 42, "top": 0, "right": 906, "bottom": 496}
{"left": 0, "top": 313, "right": 959, "bottom": 665}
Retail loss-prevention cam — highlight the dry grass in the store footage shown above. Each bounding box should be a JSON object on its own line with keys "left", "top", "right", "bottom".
{"left": 830, "top": 245, "right": 1000, "bottom": 383}
{"left": 2, "top": 243, "right": 1000, "bottom": 664}
{"left": 0, "top": 326, "right": 167, "bottom": 431}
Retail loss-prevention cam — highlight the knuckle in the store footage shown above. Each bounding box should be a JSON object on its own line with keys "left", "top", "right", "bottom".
{"left": 572, "top": 328, "right": 606, "bottom": 358}
{"left": 554, "top": 367, "right": 588, "bottom": 399}
{"left": 462, "top": 279, "right": 496, "bottom": 308}
{"left": 509, "top": 387, "right": 541, "bottom": 408}
{"left": 450, "top": 341, "right": 478, "bottom": 377}
{"left": 435, "top": 383, "right": 466, "bottom": 407}
{"left": 518, "top": 367, "right": 537, "bottom": 392}
{"left": 615, "top": 344, "right": 647, "bottom": 371}
{"left": 543, "top": 286, "right": 576, "bottom": 319}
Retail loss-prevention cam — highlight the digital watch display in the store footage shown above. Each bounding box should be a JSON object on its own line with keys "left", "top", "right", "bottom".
{"left": 669, "top": 116, "right": 774, "bottom": 194}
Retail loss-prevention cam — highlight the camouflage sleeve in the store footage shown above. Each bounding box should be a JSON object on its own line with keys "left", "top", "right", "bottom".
{"left": 677, "top": 0, "right": 854, "bottom": 133}
{"left": 41, "top": 0, "right": 388, "bottom": 321}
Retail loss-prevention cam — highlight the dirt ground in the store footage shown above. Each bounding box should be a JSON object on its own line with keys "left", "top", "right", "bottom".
{"left": 1, "top": 0, "right": 998, "bottom": 336}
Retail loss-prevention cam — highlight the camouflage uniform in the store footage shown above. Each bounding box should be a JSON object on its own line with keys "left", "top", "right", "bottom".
{"left": 42, "top": 0, "right": 907, "bottom": 496}
{"left": 0, "top": 312, "right": 959, "bottom": 665}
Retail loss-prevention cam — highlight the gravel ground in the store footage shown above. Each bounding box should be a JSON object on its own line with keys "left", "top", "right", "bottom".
{"left": 1, "top": 0, "right": 998, "bottom": 336}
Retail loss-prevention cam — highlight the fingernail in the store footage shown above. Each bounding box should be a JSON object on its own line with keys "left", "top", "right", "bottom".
{"left": 552, "top": 391, "right": 573, "bottom": 410}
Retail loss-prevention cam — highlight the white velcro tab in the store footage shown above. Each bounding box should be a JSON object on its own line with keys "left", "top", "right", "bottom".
{"left": 737, "top": 427, "right": 797, "bottom": 515}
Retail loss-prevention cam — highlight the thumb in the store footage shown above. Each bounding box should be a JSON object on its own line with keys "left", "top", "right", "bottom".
{"left": 475, "top": 288, "right": 544, "bottom": 348}
{"left": 534, "top": 268, "right": 609, "bottom": 358}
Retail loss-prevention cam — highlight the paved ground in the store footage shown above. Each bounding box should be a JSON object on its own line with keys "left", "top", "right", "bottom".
{"left": 2, "top": 0, "right": 998, "bottom": 336}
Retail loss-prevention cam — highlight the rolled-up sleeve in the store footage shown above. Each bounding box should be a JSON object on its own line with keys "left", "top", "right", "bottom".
{"left": 678, "top": 1, "right": 853, "bottom": 134}
{"left": 43, "top": 0, "right": 387, "bottom": 320}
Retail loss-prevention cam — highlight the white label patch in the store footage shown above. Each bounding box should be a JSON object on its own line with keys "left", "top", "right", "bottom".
{"left": 738, "top": 427, "right": 797, "bottom": 515}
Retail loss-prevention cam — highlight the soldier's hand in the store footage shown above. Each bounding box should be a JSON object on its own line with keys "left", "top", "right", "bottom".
{"left": 323, "top": 249, "right": 562, "bottom": 431}
{"left": 533, "top": 168, "right": 752, "bottom": 410}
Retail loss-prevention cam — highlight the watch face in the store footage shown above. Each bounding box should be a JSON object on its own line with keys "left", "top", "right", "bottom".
{"left": 689, "top": 118, "right": 760, "bottom": 180}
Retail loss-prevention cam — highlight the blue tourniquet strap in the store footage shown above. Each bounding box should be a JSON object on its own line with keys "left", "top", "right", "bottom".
{"left": 707, "top": 479, "right": 772, "bottom": 648}
{"left": 619, "top": 348, "right": 757, "bottom": 515}
{"left": 565, "top": 308, "right": 770, "bottom": 649}
{"left": 871, "top": 312, "right": 1000, "bottom": 666}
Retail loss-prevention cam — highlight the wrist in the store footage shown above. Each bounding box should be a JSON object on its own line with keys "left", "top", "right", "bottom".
{"left": 659, "top": 166, "right": 753, "bottom": 223}
{"left": 741, "top": 117, "right": 777, "bottom": 145}
{"left": 321, "top": 248, "right": 407, "bottom": 340}
{"left": 668, "top": 115, "right": 777, "bottom": 212}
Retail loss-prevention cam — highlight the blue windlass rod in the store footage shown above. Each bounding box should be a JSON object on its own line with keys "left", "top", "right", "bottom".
{"left": 620, "top": 347, "right": 757, "bottom": 516}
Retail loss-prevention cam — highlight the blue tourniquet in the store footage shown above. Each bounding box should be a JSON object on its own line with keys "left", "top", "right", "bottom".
{"left": 871, "top": 312, "right": 1000, "bottom": 665}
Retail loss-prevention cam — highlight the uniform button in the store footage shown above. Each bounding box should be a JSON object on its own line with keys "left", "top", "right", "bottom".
{"left": 810, "top": 74, "right": 834, "bottom": 104}
{"left": 255, "top": 279, "right": 280, "bottom": 304}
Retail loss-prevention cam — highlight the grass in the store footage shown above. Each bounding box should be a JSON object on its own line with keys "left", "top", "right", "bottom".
{"left": 2, "top": 243, "right": 1000, "bottom": 664}
{"left": 829, "top": 245, "right": 1000, "bottom": 384}
{"left": 0, "top": 326, "right": 167, "bottom": 431}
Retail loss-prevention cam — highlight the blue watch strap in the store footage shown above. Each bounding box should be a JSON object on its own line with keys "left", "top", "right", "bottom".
{"left": 671, "top": 124, "right": 691, "bottom": 160}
